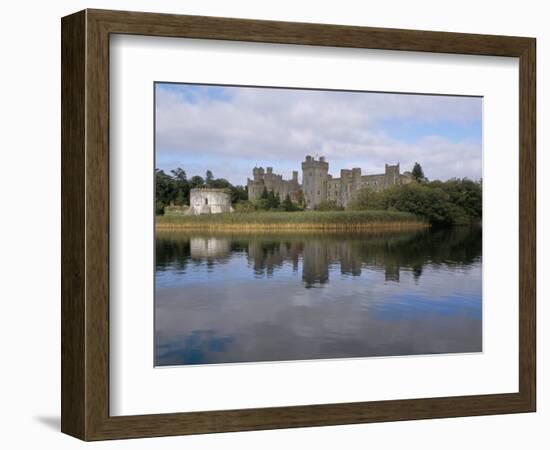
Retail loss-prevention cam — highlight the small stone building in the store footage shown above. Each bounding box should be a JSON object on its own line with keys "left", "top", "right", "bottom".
{"left": 186, "top": 188, "right": 234, "bottom": 215}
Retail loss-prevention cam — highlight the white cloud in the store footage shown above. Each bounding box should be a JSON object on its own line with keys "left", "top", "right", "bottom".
{"left": 155, "top": 85, "right": 482, "bottom": 184}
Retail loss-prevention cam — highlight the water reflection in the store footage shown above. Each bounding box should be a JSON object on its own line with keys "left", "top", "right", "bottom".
{"left": 155, "top": 226, "right": 482, "bottom": 366}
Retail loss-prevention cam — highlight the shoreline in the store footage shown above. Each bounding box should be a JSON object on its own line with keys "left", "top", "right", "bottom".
{"left": 156, "top": 222, "right": 430, "bottom": 232}
{"left": 155, "top": 210, "right": 429, "bottom": 232}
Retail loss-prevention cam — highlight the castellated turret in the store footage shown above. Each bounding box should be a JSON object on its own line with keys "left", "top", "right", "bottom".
{"left": 384, "top": 163, "right": 400, "bottom": 185}
{"left": 301, "top": 155, "right": 329, "bottom": 209}
{"left": 252, "top": 166, "right": 265, "bottom": 182}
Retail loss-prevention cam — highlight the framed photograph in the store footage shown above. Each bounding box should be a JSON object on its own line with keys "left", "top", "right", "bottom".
{"left": 61, "top": 9, "right": 536, "bottom": 440}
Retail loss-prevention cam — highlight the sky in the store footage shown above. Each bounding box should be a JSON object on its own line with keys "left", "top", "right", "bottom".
{"left": 155, "top": 83, "right": 482, "bottom": 186}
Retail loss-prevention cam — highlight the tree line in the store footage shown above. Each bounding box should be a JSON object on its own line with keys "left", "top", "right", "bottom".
{"left": 235, "top": 187, "right": 304, "bottom": 212}
{"left": 314, "top": 162, "right": 482, "bottom": 225}
{"left": 156, "top": 163, "right": 482, "bottom": 225}
{"left": 348, "top": 177, "right": 482, "bottom": 225}
{"left": 155, "top": 168, "right": 247, "bottom": 215}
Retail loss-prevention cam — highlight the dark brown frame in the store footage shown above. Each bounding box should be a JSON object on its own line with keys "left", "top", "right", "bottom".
{"left": 61, "top": 9, "right": 536, "bottom": 441}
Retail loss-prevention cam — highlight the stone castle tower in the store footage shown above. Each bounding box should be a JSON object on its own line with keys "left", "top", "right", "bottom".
{"left": 384, "top": 163, "right": 400, "bottom": 185}
{"left": 301, "top": 155, "right": 329, "bottom": 209}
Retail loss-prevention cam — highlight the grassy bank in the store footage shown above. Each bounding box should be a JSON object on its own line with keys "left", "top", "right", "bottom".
{"left": 156, "top": 210, "right": 428, "bottom": 231}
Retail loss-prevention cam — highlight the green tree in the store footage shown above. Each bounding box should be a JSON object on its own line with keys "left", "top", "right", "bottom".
{"left": 347, "top": 179, "right": 482, "bottom": 225}
{"left": 347, "top": 188, "right": 385, "bottom": 211}
{"left": 171, "top": 168, "right": 187, "bottom": 182}
{"left": 315, "top": 200, "right": 344, "bottom": 211}
{"left": 282, "top": 194, "right": 295, "bottom": 211}
{"left": 274, "top": 193, "right": 281, "bottom": 209}
{"left": 170, "top": 167, "right": 189, "bottom": 205}
{"left": 234, "top": 200, "right": 256, "bottom": 212}
{"left": 265, "top": 190, "right": 280, "bottom": 209}
{"left": 209, "top": 177, "right": 231, "bottom": 189}
{"left": 435, "top": 178, "right": 482, "bottom": 220}
{"left": 189, "top": 175, "right": 205, "bottom": 189}
{"left": 254, "top": 198, "right": 270, "bottom": 210}
{"left": 155, "top": 169, "right": 178, "bottom": 214}
{"left": 205, "top": 170, "right": 214, "bottom": 186}
{"left": 383, "top": 183, "right": 454, "bottom": 223}
{"left": 412, "top": 162, "right": 426, "bottom": 182}
{"left": 230, "top": 185, "right": 248, "bottom": 203}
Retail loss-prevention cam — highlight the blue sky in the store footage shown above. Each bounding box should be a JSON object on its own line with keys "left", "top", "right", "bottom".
{"left": 155, "top": 83, "right": 482, "bottom": 185}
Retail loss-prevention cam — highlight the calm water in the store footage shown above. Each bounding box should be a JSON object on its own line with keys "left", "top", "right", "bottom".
{"left": 155, "top": 226, "right": 482, "bottom": 366}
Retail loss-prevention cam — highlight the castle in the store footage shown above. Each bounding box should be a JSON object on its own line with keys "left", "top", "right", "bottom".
{"left": 247, "top": 156, "right": 413, "bottom": 209}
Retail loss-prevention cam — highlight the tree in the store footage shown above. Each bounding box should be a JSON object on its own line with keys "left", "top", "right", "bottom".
{"left": 282, "top": 194, "right": 294, "bottom": 211}
{"left": 315, "top": 200, "right": 344, "bottom": 211}
{"left": 189, "top": 175, "right": 205, "bottom": 188}
{"left": 171, "top": 168, "right": 189, "bottom": 205}
{"left": 155, "top": 169, "right": 178, "bottom": 214}
{"left": 347, "top": 179, "right": 482, "bottom": 225}
{"left": 435, "top": 178, "right": 482, "bottom": 220}
{"left": 265, "top": 190, "right": 280, "bottom": 209}
{"left": 209, "top": 177, "right": 231, "bottom": 189}
{"left": 412, "top": 162, "right": 425, "bottom": 182}
{"left": 205, "top": 170, "right": 214, "bottom": 186}
{"left": 230, "top": 185, "right": 248, "bottom": 203}
{"left": 347, "top": 188, "right": 385, "bottom": 211}
{"left": 234, "top": 200, "right": 255, "bottom": 212}
{"left": 171, "top": 168, "right": 187, "bottom": 182}
{"left": 254, "top": 198, "right": 270, "bottom": 210}
{"left": 383, "top": 183, "right": 454, "bottom": 224}
{"left": 260, "top": 186, "right": 269, "bottom": 199}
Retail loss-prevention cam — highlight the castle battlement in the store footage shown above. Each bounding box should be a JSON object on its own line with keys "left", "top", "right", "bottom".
{"left": 247, "top": 165, "right": 301, "bottom": 202}
{"left": 301, "top": 155, "right": 329, "bottom": 170}
{"left": 247, "top": 156, "right": 413, "bottom": 208}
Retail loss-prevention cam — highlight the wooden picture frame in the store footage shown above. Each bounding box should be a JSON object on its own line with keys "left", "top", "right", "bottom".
{"left": 61, "top": 9, "right": 536, "bottom": 441}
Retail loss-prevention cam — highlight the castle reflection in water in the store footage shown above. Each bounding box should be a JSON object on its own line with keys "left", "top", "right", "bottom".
{"left": 155, "top": 226, "right": 482, "bottom": 365}
{"left": 156, "top": 227, "right": 481, "bottom": 289}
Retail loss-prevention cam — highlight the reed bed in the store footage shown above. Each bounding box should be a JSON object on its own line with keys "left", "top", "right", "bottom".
{"left": 156, "top": 211, "right": 428, "bottom": 231}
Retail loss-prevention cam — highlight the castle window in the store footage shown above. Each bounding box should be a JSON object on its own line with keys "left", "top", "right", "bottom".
{"left": 205, "top": 198, "right": 208, "bottom": 205}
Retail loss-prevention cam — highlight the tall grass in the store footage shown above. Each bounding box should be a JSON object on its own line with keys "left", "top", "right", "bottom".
{"left": 156, "top": 210, "right": 428, "bottom": 231}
